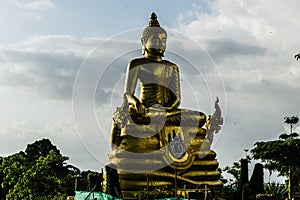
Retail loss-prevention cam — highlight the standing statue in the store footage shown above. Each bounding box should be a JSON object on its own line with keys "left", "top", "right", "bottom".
{"left": 108, "top": 13, "right": 223, "bottom": 199}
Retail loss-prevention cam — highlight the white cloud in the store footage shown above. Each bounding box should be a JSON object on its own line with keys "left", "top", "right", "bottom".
{"left": 20, "top": 35, "right": 103, "bottom": 50}
{"left": 26, "top": 0, "right": 55, "bottom": 10}
{"left": 177, "top": 0, "right": 300, "bottom": 49}
{"left": 173, "top": 0, "right": 300, "bottom": 173}
{"left": 24, "top": 12, "right": 43, "bottom": 20}
{"left": 0, "top": 118, "right": 102, "bottom": 170}
{"left": 0, "top": 35, "right": 99, "bottom": 100}
{"left": 0, "top": 34, "right": 140, "bottom": 105}
{"left": 9, "top": 0, "right": 55, "bottom": 10}
{"left": 7, "top": 0, "right": 55, "bottom": 20}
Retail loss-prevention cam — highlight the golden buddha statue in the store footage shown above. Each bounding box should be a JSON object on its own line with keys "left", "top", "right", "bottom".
{"left": 108, "top": 13, "right": 223, "bottom": 198}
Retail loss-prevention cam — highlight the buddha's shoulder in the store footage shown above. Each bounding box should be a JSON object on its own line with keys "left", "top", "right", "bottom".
{"left": 164, "top": 60, "right": 179, "bottom": 71}
{"left": 127, "top": 58, "right": 148, "bottom": 68}
{"left": 128, "top": 58, "right": 178, "bottom": 69}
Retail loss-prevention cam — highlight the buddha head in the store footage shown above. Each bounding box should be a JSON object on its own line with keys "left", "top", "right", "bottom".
{"left": 141, "top": 13, "right": 167, "bottom": 56}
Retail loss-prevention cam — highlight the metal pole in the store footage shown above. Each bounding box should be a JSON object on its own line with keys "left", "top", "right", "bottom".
{"left": 75, "top": 177, "right": 78, "bottom": 191}
{"left": 174, "top": 169, "right": 177, "bottom": 198}
{"left": 204, "top": 184, "right": 208, "bottom": 200}
{"left": 147, "top": 173, "right": 149, "bottom": 200}
{"left": 242, "top": 188, "right": 244, "bottom": 200}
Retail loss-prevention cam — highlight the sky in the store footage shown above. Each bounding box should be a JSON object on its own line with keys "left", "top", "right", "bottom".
{"left": 1, "top": 0, "right": 300, "bottom": 183}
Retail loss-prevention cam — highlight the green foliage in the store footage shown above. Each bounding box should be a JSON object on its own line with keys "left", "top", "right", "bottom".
{"left": 105, "top": 164, "right": 122, "bottom": 198}
{"left": 136, "top": 185, "right": 174, "bottom": 199}
{"left": 87, "top": 171, "right": 103, "bottom": 192}
{"left": 223, "top": 161, "right": 241, "bottom": 185}
{"left": 223, "top": 156, "right": 251, "bottom": 186}
{"left": 264, "top": 183, "right": 288, "bottom": 200}
{"left": 222, "top": 157, "right": 259, "bottom": 200}
{"left": 75, "top": 170, "right": 90, "bottom": 191}
{"left": 0, "top": 156, "right": 5, "bottom": 199}
{"left": 25, "top": 138, "right": 60, "bottom": 162}
{"left": 0, "top": 138, "right": 81, "bottom": 199}
{"left": 1, "top": 151, "right": 28, "bottom": 197}
{"left": 61, "top": 165, "right": 80, "bottom": 195}
{"left": 251, "top": 136, "right": 300, "bottom": 176}
{"left": 74, "top": 170, "right": 103, "bottom": 192}
{"left": 279, "top": 133, "right": 299, "bottom": 140}
{"left": 251, "top": 116, "right": 300, "bottom": 177}
{"left": 284, "top": 116, "right": 299, "bottom": 125}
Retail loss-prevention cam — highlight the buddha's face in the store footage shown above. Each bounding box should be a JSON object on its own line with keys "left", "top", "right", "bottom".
{"left": 144, "top": 32, "right": 167, "bottom": 55}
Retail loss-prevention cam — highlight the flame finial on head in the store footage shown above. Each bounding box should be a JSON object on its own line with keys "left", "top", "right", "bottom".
{"left": 148, "top": 12, "right": 160, "bottom": 27}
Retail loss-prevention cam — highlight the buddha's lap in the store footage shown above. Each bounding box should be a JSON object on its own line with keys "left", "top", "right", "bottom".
{"left": 130, "top": 108, "right": 206, "bottom": 127}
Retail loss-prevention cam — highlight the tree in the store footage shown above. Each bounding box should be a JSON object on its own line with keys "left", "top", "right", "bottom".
{"left": 251, "top": 116, "right": 300, "bottom": 199}
{"left": 25, "top": 138, "right": 81, "bottom": 196}
{"left": 25, "top": 138, "right": 60, "bottom": 162}
{"left": 1, "top": 151, "right": 28, "bottom": 199}
{"left": 105, "top": 164, "right": 122, "bottom": 198}
{"left": 5, "top": 150, "right": 67, "bottom": 199}
{"left": 222, "top": 157, "right": 253, "bottom": 200}
{"left": 61, "top": 165, "right": 80, "bottom": 195}
{"left": 264, "top": 183, "right": 288, "bottom": 200}
{"left": 251, "top": 116, "right": 300, "bottom": 176}
{"left": 222, "top": 151, "right": 251, "bottom": 187}
{"left": 0, "top": 156, "right": 5, "bottom": 200}
{"left": 284, "top": 116, "right": 299, "bottom": 135}
{"left": 136, "top": 185, "right": 174, "bottom": 199}
{"left": 87, "top": 171, "right": 103, "bottom": 192}
{"left": 223, "top": 161, "right": 241, "bottom": 186}
{"left": 74, "top": 170, "right": 103, "bottom": 192}
{"left": 1, "top": 138, "right": 81, "bottom": 199}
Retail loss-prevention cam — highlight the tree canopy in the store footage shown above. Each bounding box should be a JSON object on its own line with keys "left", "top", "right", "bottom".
{"left": 0, "top": 138, "right": 103, "bottom": 199}
{"left": 250, "top": 116, "right": 300, "bottom": 176}
{"left": 251, "top": 138, "right": 300, "bottom": 176}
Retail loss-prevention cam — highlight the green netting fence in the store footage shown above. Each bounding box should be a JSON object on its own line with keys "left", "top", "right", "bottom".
{"left": 75, "top": 191, "right": 122, "bottom": 200}
{"left": 75, "top": 191, "right": 192, "bottom": 200}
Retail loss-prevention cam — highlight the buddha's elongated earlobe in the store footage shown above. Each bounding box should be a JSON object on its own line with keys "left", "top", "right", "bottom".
{"left": 141, "top": 38, "right": 145, "bottom": 55}
{"left": 142, "top": 47, "right": 146, "bottom": 55}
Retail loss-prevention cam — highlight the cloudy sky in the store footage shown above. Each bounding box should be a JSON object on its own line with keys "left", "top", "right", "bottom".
{"left": 1, "top": 0, "right": 300, "bottom": 182}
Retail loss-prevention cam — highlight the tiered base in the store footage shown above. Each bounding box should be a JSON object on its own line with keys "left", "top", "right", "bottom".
{"left": 108, "top": 124, "right": 222, "bottom": 198}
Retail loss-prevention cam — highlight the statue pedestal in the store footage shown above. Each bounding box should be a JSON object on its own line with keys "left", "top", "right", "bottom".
{"left": 108, "top": 123, "right": 222, "bottom": 198}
